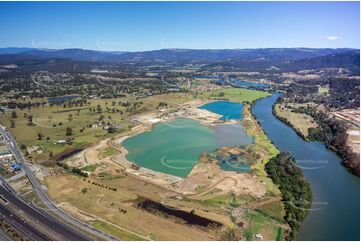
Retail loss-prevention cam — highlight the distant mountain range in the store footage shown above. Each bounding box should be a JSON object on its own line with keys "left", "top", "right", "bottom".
{"left": 0, "top": 47, "right": 126, "bottom": 62}
{"left": 0, "top": 47, "right": 359, "bottom": 73}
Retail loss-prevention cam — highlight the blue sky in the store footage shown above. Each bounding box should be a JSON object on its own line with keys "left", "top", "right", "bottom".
{"left": 0, "top": 1, "right": 359, "bottom": 51}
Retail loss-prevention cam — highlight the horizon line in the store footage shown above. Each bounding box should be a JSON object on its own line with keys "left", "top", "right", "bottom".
{"left": 1, "top": 46, "right": 360, "bottom": 53}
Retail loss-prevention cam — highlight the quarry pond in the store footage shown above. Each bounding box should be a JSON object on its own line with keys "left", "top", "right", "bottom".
{"left": 122, "top": 101, "right": 253, "bottom": 178}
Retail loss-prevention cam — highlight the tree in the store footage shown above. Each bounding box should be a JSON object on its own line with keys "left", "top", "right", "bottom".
{"left": 37, "top": 133, "right": 44, "bottom": 140}
{"left": 66, "top": 127, "right": 73, "bottom": 136}
{"left": 27, "top": 115, "right": 33, "bottom": 125}
{"left": 96, "top": 104, "right": 102, "bottom": 113}
{"left": 10, "top": 120, "right": 15, "bottom": 128}
{"left": 107, "top": 126, "right": 117, "bottom": 134}
{"left": 265, "top": 152, "right": 312, "bottom": 240}
{"left": 11, "top": 111, "right": 17, "bottom": 119}
{"left": 98, "top": 115, "right": 105, "bottom": 121}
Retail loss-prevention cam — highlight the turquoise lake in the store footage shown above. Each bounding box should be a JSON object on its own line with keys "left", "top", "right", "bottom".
{"left": 123, "top": 101, "right": 252, "bottom": 177}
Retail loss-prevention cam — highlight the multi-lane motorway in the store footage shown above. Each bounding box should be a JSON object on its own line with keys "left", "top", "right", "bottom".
{"left": 0, "top": 126, "right": 117, "bottom": 240}
{"left": 0, "top": 180, "right": 85, "bottom": 240}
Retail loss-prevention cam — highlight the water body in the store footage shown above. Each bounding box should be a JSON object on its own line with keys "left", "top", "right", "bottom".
{"left": 137, "top": 199, "right": 222, "bottom": 227}
{"left": 252, "top": 93, "right": 360, "bottom": 241}
{"left": 213, "top": 78, "right": 269, "bottom": 89}
{"left": 195, "top": 76, "right": 269, "bottom": 88}
{"left": 231, "top": 79, "right": 269, "bottom": 88}
{"left": 123, "top": 117, "right": 252, "bottom": 178}
{"left": 47, "top": 95, "right": 80, "bottom": 103}
{"left": 200, "top": 101, "right": 244, "bottom": 120}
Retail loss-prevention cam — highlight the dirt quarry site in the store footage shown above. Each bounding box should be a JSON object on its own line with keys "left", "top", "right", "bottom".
{"left": 12, "top": 99, "right": 288, "bottom": 240}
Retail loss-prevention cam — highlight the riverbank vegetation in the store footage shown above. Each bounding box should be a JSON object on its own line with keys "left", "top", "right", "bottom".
{"left": 276, "top": 76, "right": 360, "bottom": 176}
{"left": 293, "top": 106, "right": 359, "bottom": 176}
{"left": 242, "top": 104, "right": 280, "bottom": 194}
{"left": 273, "top": 103, "right": 318, "bottom": 139}
{"left": 265, "top": 152, "right": 312, "bottom": 240}
{"left": 273, "top": 97, "right": 360, "bottom": 176}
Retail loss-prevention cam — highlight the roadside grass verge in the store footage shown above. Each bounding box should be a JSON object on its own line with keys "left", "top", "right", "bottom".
{"left": 91, "top": 220, "right": 146, "bottom": 241}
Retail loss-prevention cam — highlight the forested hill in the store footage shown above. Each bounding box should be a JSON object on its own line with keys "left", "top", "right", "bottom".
{"left": 0, "top": 47, "right": 358, "bottom": 73}
{"left": 0, "top": 47, "right": 356, "bottom": 63}
{"left": 282, "top": 50, "right": 360, "bottom": 73}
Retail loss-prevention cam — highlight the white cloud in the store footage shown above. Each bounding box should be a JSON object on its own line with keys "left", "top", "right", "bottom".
{"left": 326, "top": 36, "right": 339, "bottom": 41}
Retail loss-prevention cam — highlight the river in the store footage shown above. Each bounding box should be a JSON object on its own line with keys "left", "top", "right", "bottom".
{"left": 252, "top": 93, "right": 360, "bottom": 241}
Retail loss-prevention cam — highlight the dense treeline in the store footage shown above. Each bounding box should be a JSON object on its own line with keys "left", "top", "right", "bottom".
{"left": 2, "top": 101, "right": 47, "bottom": 110}
{"left": 265, "top": 152, "right": 312, "bottom": 240}
{"left": 277, "top": 76, "right": 360, "bottom": 176}
{"left": 291, "top": 107, "right": 360, "bottom": 176}
{"left": 328, "top": 78, "right": 360, "bottom": 109}
{"left": 57, "top": 162, "right": 88, "bottom": 177}
{"left": 283, "top": 78, "right": 360, "bottom": 110}
{"left": 0, "top": 71, "right": 172, "bottom": 100}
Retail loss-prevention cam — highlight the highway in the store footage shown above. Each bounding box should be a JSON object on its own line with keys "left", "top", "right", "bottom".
{"left": 0, "top": 202, "right": 49, "bottom": 240}
{"left": 0, "top": 126, "right": 118, "bottom": 241}
{"left": 0, "top": 175, "right": 88, "bottom": 240}
{"left": 0, "top": 183, "right": 52, "bottom": 240}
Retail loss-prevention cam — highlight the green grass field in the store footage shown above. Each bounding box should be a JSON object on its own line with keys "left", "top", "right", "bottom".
{"left": 242, "top": 209, "right": 286, "bottom": 241}
{"left": 256, "top": 201, "right": 286, "bottom": 222}
{"left": 98, "top": 172, "right": 125, "bottom": 180}
{"left": 200, "top": 87, "right": 271, "bottom": 103}
{"left": 81, "top": 164, "right": 100, "bottom": 172}
{"left": 100, "top": 147, "right": 118, "bottom": 158}
{"left": 203, "top": 194, "right": 255, "bottom": 208}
